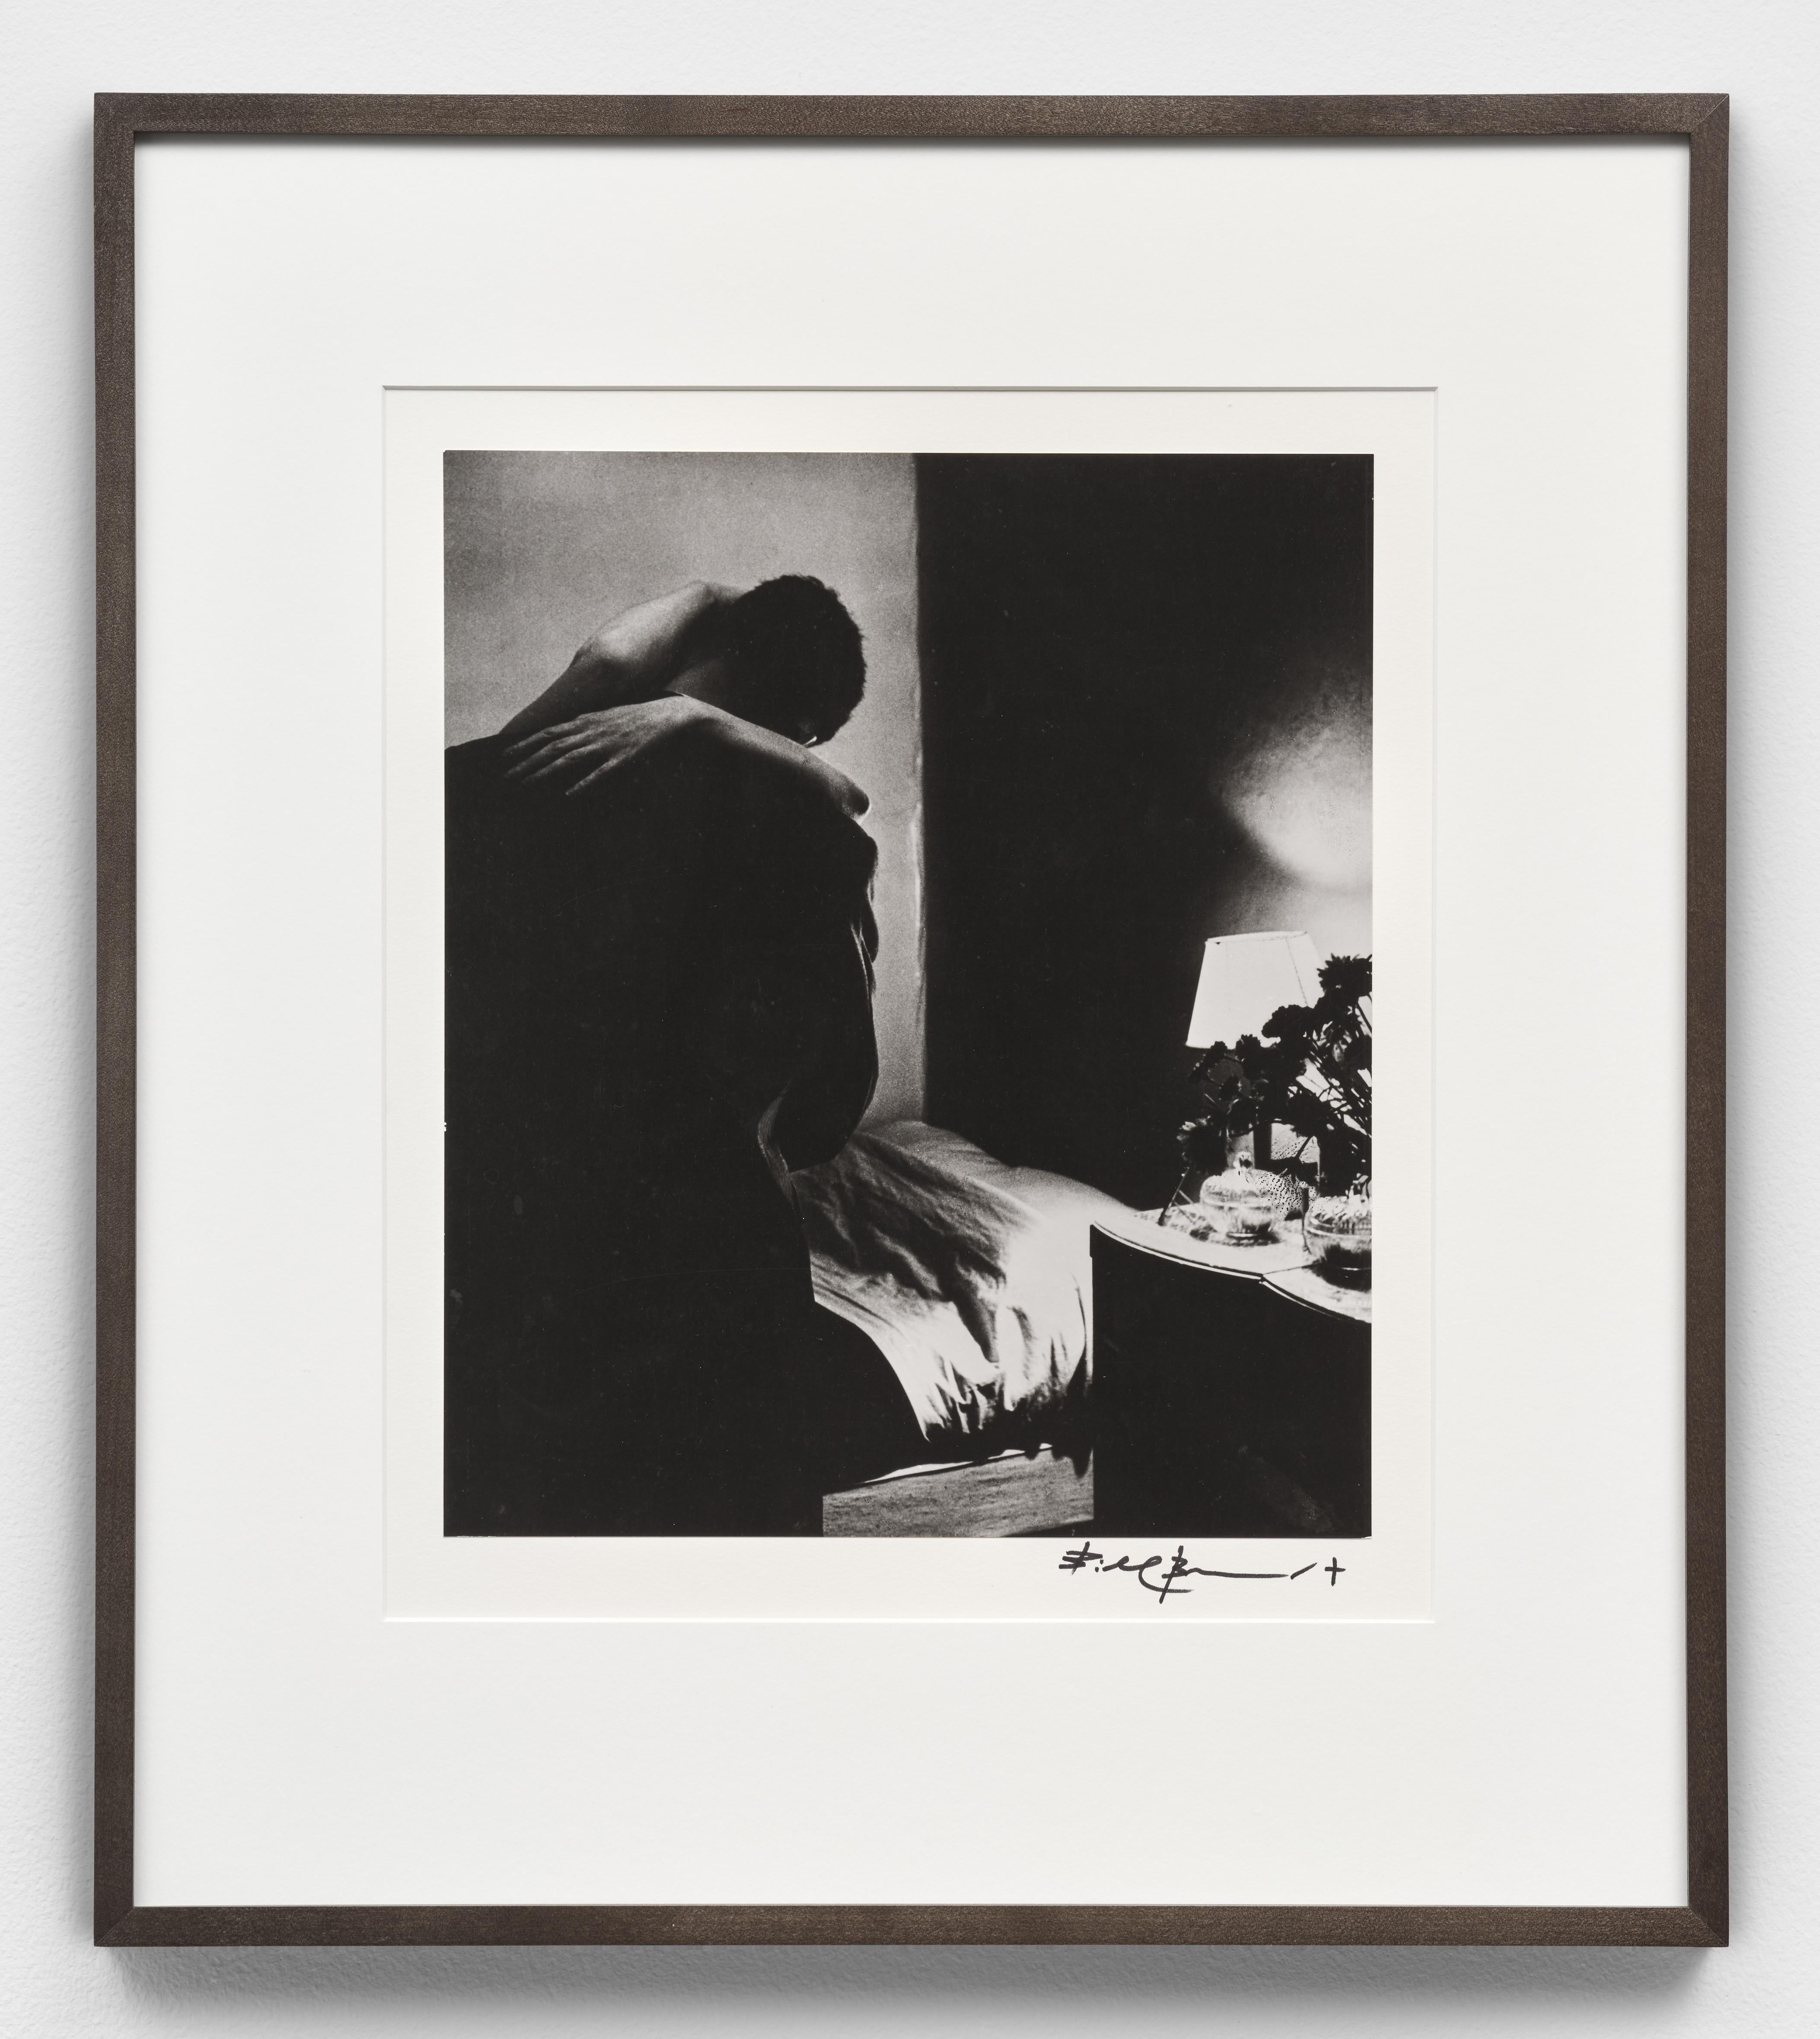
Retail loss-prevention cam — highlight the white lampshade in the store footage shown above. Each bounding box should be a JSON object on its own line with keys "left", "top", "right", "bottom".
{"left": 1185, "top": 931, "right": 1323, "bottom": 1049}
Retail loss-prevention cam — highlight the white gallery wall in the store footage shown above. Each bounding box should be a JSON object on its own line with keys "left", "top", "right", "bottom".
{"left": 3, "top": 2, "right": 1817, "bottom": 2034}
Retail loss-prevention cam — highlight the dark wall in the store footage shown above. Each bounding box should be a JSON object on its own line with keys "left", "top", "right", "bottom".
{"left": 918, "top": 453, "right": 1372, "bottom": 1208}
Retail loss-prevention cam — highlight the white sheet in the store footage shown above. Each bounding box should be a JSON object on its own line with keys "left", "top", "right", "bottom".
{"left": 794, "top": 1120, "right": 1132, "bottom": 1452}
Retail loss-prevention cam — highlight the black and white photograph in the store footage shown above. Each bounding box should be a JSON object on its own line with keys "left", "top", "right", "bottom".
{"left": 41, "top": 83, "right": 1734, "bottom": 1961}
{"left": 440, "top": 447, "right": 1376, "bottom": 1543}
{"left": 59, "top": 90, "right": 1737, "bottom": 1959}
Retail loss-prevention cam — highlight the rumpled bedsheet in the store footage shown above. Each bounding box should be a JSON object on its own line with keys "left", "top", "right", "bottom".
{"left": 794, "top": 1121, "right": 1132, "bottom": 1455}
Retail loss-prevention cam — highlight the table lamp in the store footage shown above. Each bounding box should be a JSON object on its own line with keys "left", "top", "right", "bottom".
{"left": 1173, "top": 932, "right": 1322, "bottom": 1203}
{"left": 1185, "top": 931, "right": 1323, "bottom": 1050}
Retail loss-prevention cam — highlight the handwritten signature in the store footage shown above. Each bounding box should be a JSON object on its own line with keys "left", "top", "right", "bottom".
{"left": 1058, "top": 1542, "right": 1346, "bottom": 1604}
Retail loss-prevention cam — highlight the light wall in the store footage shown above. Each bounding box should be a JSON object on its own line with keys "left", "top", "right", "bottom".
{"left": 444, "top": 451, "right": 924, "bottom": 1123}
{"left": 1213, "top": 645, "right": 1373, "bottom": 961}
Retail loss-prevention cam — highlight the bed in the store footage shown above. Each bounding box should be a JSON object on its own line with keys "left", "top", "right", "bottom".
{"left": 793, "top": 1120, "right": 1134, "bottom": 1535}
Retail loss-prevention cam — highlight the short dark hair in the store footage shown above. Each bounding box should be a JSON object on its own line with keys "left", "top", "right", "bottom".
{"left": 721, "top": 575, "right": 866, "bottom": 744}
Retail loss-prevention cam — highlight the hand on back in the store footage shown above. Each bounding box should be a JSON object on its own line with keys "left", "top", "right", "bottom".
{"left": 503, "top": 695, "right": 714, "bottom": 798}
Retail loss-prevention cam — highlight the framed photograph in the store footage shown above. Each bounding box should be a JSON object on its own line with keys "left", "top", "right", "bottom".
{"left": 97, "top": 93, "right": 1727, "bottom": 1945}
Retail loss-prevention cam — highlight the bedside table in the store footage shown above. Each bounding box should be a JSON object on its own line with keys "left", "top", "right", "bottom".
{"left": 1091, "top": 1221, "right": 1371, "bottom": 1538}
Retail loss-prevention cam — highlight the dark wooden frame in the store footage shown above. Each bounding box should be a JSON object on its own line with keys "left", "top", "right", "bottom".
{"left": 94, "top": 91, "right": 1729, "bottom": 1950}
